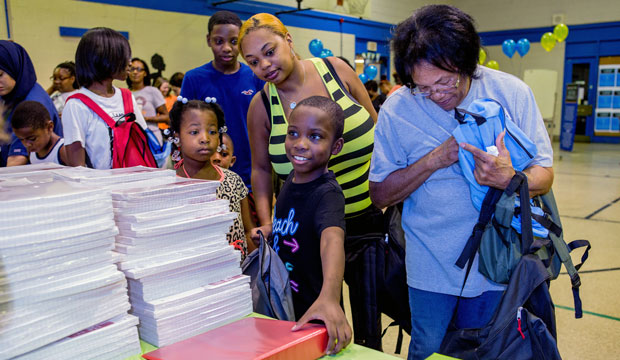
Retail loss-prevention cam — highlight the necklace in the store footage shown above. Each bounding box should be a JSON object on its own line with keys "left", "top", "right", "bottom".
{"left": 182, "top": 163, "right": 225, "bottom": 181}
{"left": 182, "top": 163, "right": 191, "bottom": 178}
{"left": 278, "top": 62, "right": 306, "bottom": 109}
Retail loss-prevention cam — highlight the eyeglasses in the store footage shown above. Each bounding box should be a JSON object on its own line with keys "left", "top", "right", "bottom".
{"left": 128, "top": 67, "right": 145, "bottom": 73}
{"left": 50, "top": 76, "right": 72, "bottom": 81}
{"left": 411, "top": 76, "right": 460, "bottom": 97}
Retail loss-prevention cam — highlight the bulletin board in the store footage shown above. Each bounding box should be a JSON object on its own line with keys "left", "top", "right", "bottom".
{"left": 523, "top": 69, "right": 558, "bottom": 119}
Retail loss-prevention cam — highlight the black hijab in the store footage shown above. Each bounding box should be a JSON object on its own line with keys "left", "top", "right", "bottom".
{"left": 0, "top": 40, "right": 36, "bottom": 107}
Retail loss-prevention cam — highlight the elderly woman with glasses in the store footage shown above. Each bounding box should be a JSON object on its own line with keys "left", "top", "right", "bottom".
{"left": 368, "top": 5, "right": 554, "bottom": 359}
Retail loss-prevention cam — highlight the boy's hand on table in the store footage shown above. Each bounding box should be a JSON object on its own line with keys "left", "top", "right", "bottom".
{"left": 292, "top": 297, "right": 352, "bottom": 355}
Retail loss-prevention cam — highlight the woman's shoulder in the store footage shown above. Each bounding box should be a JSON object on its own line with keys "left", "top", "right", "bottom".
{"left": 25, "top": 83, "right": 55, "bottom": 104}
{"left": 145, "top": 85, "right": 161, "bottom": 95}
{"left": 25, "top": 83, "right": 59, "bottom": 116}
{"left": 137, "top": 86, "right": 164, "bottom": 100}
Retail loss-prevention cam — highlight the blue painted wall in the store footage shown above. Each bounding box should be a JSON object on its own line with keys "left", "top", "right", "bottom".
{"left": 80, "top": 0, "right": 393, "bottom": 41}
{"left": 479, "top": 26, "right": 553, "bottom": 48}
{"left": 59, "top": 26, "right": 129, "bottom": 39}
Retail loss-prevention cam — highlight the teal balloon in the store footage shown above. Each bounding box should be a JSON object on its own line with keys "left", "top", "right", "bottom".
{"left": 516, "top": 38, "right": 530, "bottom": 57}
{"left": 502, "top": 39, "right": 516, "bottom": 58}
{"left": 364, "top": 65, "right": 378, "bottom": 80}
{"left": 358, "top": 73, "right": 368, "bottom": 83}
{"left": 320, "top": 49, "right": 333, "bottom": 58}
{"left": 309, "top": 39, "right": 323, "bottom": 57}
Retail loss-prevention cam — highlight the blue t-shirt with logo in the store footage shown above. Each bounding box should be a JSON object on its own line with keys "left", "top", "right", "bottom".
{"left": 181, "top": 62, "right": 264, "bottom": 189}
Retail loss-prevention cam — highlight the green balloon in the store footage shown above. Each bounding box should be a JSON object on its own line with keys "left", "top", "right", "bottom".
{"left": 553, "top": 23, "right": 569, "bottom": 42}
{"left": 486, "top": 60, "right": 499, "bottom": 70}
{"left": 479, "top": 48, "right": 487, "bottom": 65}
{"left": 541, "top": 32, "right": 556, "bottom": 52}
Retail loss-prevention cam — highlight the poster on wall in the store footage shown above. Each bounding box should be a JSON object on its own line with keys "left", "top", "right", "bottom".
{"left": 560, "top": 103, "right": 578, "bottom": 151}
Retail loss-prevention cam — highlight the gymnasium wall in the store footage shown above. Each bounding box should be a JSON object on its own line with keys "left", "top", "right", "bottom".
{"left": 4, "top": 0, "right": 620, "bottom": 138}
{"left": 1, "top": 0, "right": 354, "bottom": 91}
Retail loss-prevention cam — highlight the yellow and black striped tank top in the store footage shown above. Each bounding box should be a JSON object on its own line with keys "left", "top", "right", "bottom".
{"left": 268, "top": 57, "right": 375, "bottom": 218}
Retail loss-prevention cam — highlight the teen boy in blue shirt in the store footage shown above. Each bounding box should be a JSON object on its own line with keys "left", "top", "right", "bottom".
{"left": 181, "top": 10, "right": 264, "bottom": 190}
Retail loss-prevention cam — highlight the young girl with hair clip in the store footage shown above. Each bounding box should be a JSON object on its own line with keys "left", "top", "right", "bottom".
{"left": 169, "top": 97, "right": 255, "bottom": 260}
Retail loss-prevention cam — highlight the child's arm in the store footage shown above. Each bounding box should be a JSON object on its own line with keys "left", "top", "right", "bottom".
{"left": 240, "top": 197, "right": 257, "bottom": 253}
{"left": 7, "top": 155, "right": 28, "bottom": 166}
{"left": 247, "top": 92, "right": 275, "bottom": 227}
{"left": 292, "top": 226, "right": 351, "bottom": 355}
{"left": 144, "top": 104, "right": 170, "bottom": 124}
{"left": 58, "top": 144, "right": 69, "bottom": 166}
{"left": 64, "top": 141, "right": 86, "bottom": 167}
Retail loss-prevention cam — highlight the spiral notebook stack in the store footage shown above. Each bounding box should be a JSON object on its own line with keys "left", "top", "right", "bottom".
{"left": 0, "top": 180, "right": 141, "bottom": 360}
{"left": 50, "top": 166, "right": 178, "bottom": 191}
{"left": 110, "top": 177, "right": 253, "bottom": 347}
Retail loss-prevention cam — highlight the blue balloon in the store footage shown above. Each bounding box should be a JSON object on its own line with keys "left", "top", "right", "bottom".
{"left": 516, "top": 38, "right": 530, "bottom": 57}
{"left": 364, "top": 65, "right": 378, "bottom": 80}
{"left": 320, "top": 49, "right": 333, "bottom": 58}
{"left": 358, "top": 73, "right": 368, "bottom": 83}
{"left": 309, "top": 39, "right": 323, "bottom": 57}
{"left": 502, "top": 39, "right": 516, "bottom": 58}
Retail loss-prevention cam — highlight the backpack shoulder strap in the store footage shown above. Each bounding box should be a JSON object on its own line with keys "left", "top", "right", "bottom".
{"left": 67, "top": 93, "right": 116, "bottom": 128}
{"left": 538, "top": 190, "right": 590, "bottom": 318}
{"left": 119, "top": 88, "right": 134, "bottom": 114}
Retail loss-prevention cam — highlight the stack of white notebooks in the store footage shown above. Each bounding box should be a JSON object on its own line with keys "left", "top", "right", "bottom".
{"left": 0, "top": 179, "right": 141, "bottom": 360}
{"left": 110, "top": 177, "right": 253, "bottom": 347}
{"left": 0, "top": 165, "right": 253, "bottom": 350}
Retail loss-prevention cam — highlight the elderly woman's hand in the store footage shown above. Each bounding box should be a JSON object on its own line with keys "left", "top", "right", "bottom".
{"left": 429, "top": 136, "right": 460, "bottom": 170}
{"left": 460, "top": 130, "right": 516, "bottom": 189}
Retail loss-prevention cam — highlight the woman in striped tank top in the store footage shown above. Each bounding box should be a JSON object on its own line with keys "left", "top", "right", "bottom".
{"left": 240, "top": 13, "right": 388, "bottom": 350}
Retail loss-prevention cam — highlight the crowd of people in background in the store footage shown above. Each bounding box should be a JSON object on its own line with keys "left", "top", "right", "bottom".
{"left": 0, "top": 4, "right": 554, "bottom": 360}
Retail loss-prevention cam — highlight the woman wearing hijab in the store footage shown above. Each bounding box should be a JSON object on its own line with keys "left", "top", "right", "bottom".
{"left": 0, "top": 40, "right": 62, "bottom": 166}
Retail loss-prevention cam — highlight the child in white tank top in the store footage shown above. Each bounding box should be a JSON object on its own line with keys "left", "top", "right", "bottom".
{"left": 11, "top": 100, "right": 67, "bottom": 165}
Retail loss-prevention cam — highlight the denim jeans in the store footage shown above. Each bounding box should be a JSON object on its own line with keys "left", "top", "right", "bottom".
{"left": 407, "top": 287, "right": 503, "bottom": 360}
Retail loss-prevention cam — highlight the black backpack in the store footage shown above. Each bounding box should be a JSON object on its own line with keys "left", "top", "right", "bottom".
{"left": 441, "top": 172, "right": 592, "bottom": 358}
{"left": 440, "top": 254, "right": 561, "bottom": 360}
{"left": 378, "top": 204, "right": 411, "bottom": 352}
{"left": 343, "top": 205, "right": 411, "bottom": 353}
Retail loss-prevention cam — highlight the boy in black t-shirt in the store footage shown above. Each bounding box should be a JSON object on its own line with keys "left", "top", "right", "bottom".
{"left": 251, "top": 96, "right": 351, "bottom": 355}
